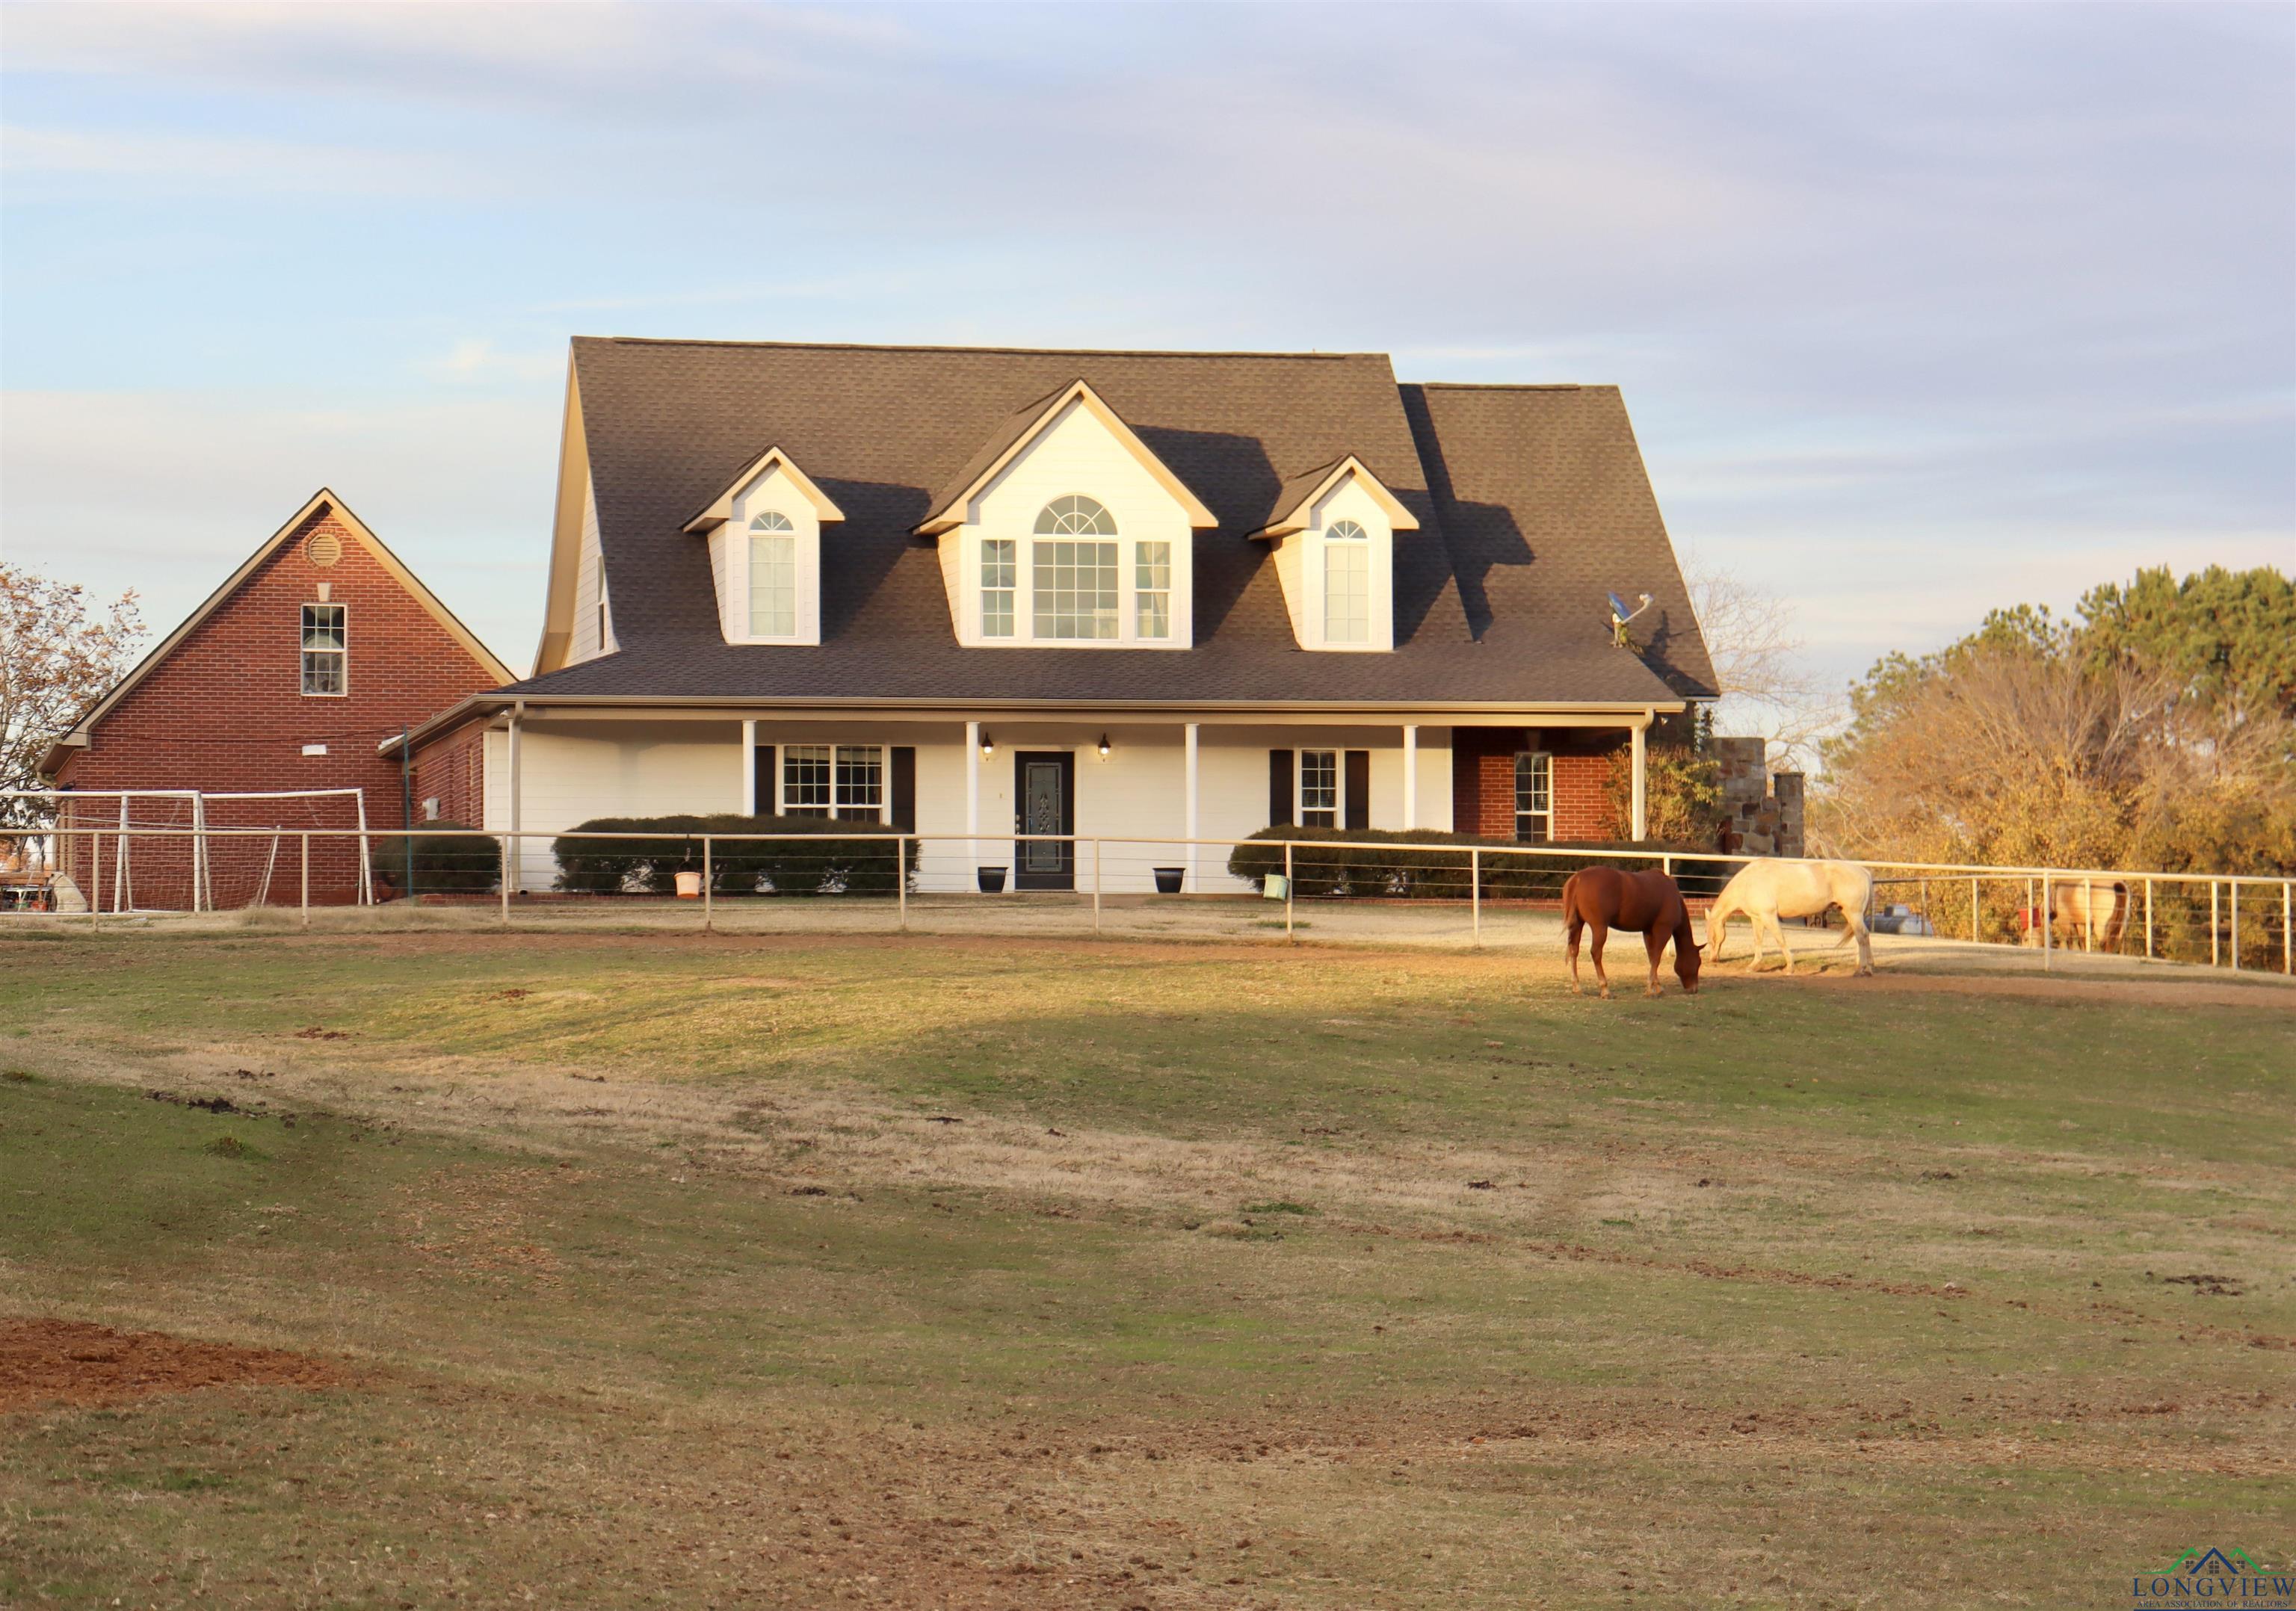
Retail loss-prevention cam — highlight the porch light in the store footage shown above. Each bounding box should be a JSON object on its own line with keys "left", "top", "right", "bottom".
{"left": 1096, "top": 733, "right": 1111, "bottom": 760}
{"left": 979, "top": 730, "right": 994, "bottom": 758}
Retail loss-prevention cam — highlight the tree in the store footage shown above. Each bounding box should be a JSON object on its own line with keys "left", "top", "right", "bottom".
{"left": 1679, "top": 555, "right": 1838, "bottom": 771}
{"left": 0, "top": 566, "right": 145, "bottom": 831}
{"left": 1815, "top": 566, "right": 2296, "bottom": 878}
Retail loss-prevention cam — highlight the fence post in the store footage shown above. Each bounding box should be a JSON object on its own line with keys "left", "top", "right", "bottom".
{"left": 2284, "top": 879, "right": 2292, "bottom": 977}
{"left": 2229, "top": 878, "right": 2238, "bottom": 972}
{"left": 1969, "top": 876, "right": 1978, "bottom": 944}
{"left": 702, "top": 835, "right": 714, "bottom": 933}
{"left": 89, "top": 829, "right": 100, "bottom": 930}
{"left": 2041, "top": 874, "right": 2052, "bottom": 973}
{"left": 2144, "top": 878, "right": 2153, "bottom": 961}
{"left": 500, "top": 838, "right": 512, "bottom": 928}
{"left": 1661, "top": 853, "right": 1672, "bottom": 879}
{"left": 1471, "top": 848, "right": 1482, "bottom": 944}
{"left": 1090, "top": 838, "right": 1100, "bottom": 936}
{"left": 300, "top": 832, "right": 310, "bottom": 930}
{"left": 901, "top": 836, "right": 912, "bottom": 933}
{"left": 1284, "top": 841, "right": 1295, "bottom": 943}
{"left": 2211, "top": 881, "right": 2221, "bottom": 968}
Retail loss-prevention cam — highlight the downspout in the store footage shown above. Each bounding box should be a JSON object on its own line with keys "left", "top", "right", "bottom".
{"left": 401, "top": 725, "right": 414, "bottom": 901}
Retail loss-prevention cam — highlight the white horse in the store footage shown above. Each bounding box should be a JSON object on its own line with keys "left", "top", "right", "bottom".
{"left": 1704, "top": 860, "right": 1875, "bottom": 976}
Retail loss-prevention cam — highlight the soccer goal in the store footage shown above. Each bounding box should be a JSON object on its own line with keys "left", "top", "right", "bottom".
{"left": 0, "top": 788, "right": 374, "bottom": 913}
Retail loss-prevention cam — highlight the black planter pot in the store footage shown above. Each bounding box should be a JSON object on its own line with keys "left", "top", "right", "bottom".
{"left": 1152, "top": 867, "right": 1186, "bottom": 894}
{"left": 977, "top": 865, "right": 1008, "bottom": 894}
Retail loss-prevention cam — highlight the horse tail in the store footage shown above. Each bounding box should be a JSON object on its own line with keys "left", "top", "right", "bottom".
{"left": 1560, "top": 871, "right": 1583, "bottom": 938}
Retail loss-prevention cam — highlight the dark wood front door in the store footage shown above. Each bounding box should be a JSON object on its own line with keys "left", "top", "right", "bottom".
{"left": 1013, "top": 752, "right": 1076, "bottom": 891}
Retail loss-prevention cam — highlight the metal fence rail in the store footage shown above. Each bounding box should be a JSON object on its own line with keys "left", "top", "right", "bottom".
{"left": 3, "top": 825, "right": 2290, "bottom": 977}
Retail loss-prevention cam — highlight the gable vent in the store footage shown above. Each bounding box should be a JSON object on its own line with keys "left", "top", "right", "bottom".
{"left": 305, "top": 531, "right": 342, "bottom": 568}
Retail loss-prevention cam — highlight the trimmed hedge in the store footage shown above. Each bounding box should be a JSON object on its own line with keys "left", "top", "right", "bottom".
{"left": 552, "top": 814, "right": 910, "bottom": 897}
{"left": 1226, "top": 825, "right": 1738, "bottom": 900}
{"left": 374, "top": 823, "right": 502, "bottom": 895}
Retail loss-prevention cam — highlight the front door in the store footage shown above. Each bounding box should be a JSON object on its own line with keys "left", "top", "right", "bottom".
{"left": 1013, "top": 752, "right": 1076, "bottom": 891}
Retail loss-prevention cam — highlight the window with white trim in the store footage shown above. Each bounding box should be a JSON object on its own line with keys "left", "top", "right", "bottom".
{"left": 747, "top": 510, "right": 797, "bottom": 637}
{"left": 782, "top": 744, "right": 885, "bottom": 822}
{"left": 1299, "top": 749, "right": 1339, "bottom": 829}
{"left": 1514, "top": 751, "right": 1552, "bottom": 843}
{"left": 300, "top": 604, "right": 345, "bottom": 696}
{"left": 1135, "top": 540, "right": 1172, "bottom": 639}
{"left": 1033, "top": 539, "right": 1118, "bottom": 638}
{"left": 1323, "top": 519, "right": 1370, "bottom": 644}
{"left": 981, "top": 538, "right": 1016, "bottom": 638}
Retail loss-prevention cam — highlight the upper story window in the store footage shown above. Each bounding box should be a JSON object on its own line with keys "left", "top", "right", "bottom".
{"left": 981, "top": 539, "right": 1016, "bottom": 638}
{"left": 1323, "top": 519, "right": 1370, "bottom": 644}
{"left": 1515, "top": 751, "right": 1552, "bottom": 843}
{"left": 1032, "top": 498, "right": 1119, "bottom": 640}
{"left": 300, "top": 604, "right": 345, "bottom": 696}
{"left": 1135, "top": 541, "right": 1172, "bottom": 639}
{"left": 747, "top": 510, "right": 797, "bottom": 638}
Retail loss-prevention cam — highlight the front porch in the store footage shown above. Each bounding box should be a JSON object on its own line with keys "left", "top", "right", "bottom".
{"left": 437, "top": 708, "right": 1661, "bottom": 896}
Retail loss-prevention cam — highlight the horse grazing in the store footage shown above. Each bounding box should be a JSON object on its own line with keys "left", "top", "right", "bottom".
{"left": 1704, "top": 859, "right": 1874, "bottom": 977}
{"left": 1561, "top": 866, "right": 1703, "bottom": 998}
{"left": 2050, "top": 879, "right": 2127, "bottom": 951}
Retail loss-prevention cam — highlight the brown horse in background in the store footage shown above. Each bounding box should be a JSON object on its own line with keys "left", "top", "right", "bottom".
{"left": 1562, "top": 867, "right": 1704, "bottom": 998}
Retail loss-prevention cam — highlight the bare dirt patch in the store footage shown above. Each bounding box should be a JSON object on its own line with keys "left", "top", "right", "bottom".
{"left": 0, "top": 1318, "right": 347, "bottom": 1411}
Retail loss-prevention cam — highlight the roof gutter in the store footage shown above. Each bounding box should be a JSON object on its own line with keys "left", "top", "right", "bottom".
{"left": 381, "top": 690, "right": 1687, "bottom": 755}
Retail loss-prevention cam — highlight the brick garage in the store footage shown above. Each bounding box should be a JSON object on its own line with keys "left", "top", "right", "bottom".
{"left": 42, "top": 491, "right": 510, "bottom": 906}
{"left": 1451, "top": 727, "right": 1624, "bottom": 842}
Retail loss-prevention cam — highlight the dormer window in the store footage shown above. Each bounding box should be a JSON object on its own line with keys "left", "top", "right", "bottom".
{"left": 1252, "top": 456, "right": 1419, "bottom": 654}
{"left": 1323, "top": 519, "right": 1370, "bottom": 644}
{"left": 747, "top": 510, "right": 797, "bottom": 637}
{"left": 681, "top": 447, "right": 843, "bottom": 647}
{"left": 1033, "top": 498, "right": 1119, "bottom": 640}
{"left": 919, "top": 380, "right": 1215, "bottom": 649}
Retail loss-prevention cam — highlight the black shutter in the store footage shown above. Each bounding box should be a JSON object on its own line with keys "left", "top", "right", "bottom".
{"left": 1344, "top": 750, "right": 1371, "bottom": 831}
{"left": 1268, "top": 749, "right": 1294, "bottom": 826}
{"left": 753, "top": 744, "right": 777, "bottom": 820}
{"left": 890, "top": 746, "right": 916, "bottom": 831}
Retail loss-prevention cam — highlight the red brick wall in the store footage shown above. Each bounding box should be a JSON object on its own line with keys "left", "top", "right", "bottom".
{"left": 50, "top": 506, "right": 502, "bottom": 904}
{"left": 1451, "top": 728, "right": 1626, "bottom": 842}
{"left": 1550, "top": 753, "right": 1619, "bottom": 841}
{"left": 412, "top": 723, "right": 488, "bottom": 828}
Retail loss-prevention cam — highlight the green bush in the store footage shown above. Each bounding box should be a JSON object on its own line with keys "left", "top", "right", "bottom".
{"left": 551, "top": 814, "right": 910, "bottom": 897}
{"left": 1225, "top": 826, "right": 1734, "bottom": 901}
{"left": 375, "top": 823, "right": 502, "bottom": 895}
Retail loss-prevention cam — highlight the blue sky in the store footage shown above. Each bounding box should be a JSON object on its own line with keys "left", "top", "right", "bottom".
{"left": 4, "top": 1, "right": 2291, "bottom": 690}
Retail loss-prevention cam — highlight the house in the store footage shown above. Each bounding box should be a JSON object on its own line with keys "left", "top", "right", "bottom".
{"left": 41, "top": 489, "right": 512, "bottom": 906}
{"left": 395, "top": 338, "right": 1715, "bottom": 894}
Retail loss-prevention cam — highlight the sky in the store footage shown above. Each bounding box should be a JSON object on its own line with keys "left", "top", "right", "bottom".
{"left": 4, "top": 1, "right": 2292, "bottom": 700}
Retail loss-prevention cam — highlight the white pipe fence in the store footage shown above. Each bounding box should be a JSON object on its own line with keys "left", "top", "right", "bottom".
{"left": 1, "top": 823, "right": 2290, "bottom": 977}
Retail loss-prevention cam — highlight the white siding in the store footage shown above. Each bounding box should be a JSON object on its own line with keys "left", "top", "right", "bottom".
{"left": 482, "top": 718, "right": 1456, "bottom": 894}
{"left": 568, "top": 478, "right": 617, "bottom": 662}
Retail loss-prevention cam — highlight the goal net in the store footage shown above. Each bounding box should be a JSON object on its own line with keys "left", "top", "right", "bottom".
{"left": 10, "top": 788, "right": 373, "bottom": 912}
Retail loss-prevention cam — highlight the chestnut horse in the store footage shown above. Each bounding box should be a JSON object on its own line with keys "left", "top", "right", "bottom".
{"left": 1561, "top": 866, "right": 1704, "bottom": 998}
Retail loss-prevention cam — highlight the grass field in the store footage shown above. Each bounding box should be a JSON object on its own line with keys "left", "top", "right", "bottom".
{"left": 2, "top": 928, "right": 2292, "bottom": 1609}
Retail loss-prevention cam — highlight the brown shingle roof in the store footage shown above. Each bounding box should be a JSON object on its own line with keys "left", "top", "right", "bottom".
{"left": 503, "top": 338, "right": 1705, "bottom": 707}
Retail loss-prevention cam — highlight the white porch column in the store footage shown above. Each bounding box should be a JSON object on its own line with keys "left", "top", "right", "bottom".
{"left": 1183, "top": 721, "right": 1200, "bottom": 890}
{"left": 507, "top": 711, "right": 524, "bottom": 894}
{"left": 1629, "top": 714, "right": 1649, "bottom": 842}
{"left": 1401, "top": 724, "right": 1419, "bottom": 831}
{"left": 740, "top": 720, "right": 757, "bottom": 816}
{"left": 964, "top": 720, "right": 981, "bottom": 882}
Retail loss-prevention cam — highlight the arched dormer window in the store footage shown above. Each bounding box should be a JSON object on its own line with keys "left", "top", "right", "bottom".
{"left": 1034, "top": 495, "right": 1115, "bottom": 537}
{"left": 748, "top": 510, "right": 797, "bottom": 637}
{"left": 1323, "top": 518, "right": 1370, "bottom": 644}
{"left": 1032, "top": 496, "right": 1120, "bottom": 639}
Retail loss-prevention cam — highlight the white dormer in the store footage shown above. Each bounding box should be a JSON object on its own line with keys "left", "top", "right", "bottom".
{"left": 682, "top": 447, "right": 845, "bottom": 646}
{"left": 1253, "top": 456, "right": 1419, "bottom": 653}
{"left": 919, "top": 380, "right": 1217, "bottom": 649}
